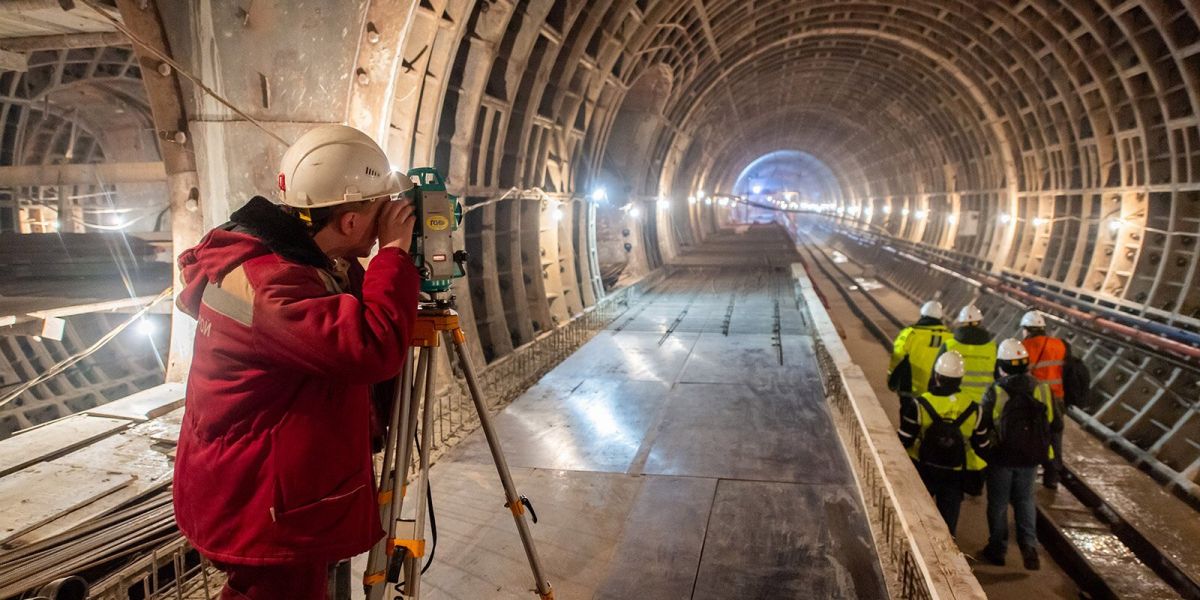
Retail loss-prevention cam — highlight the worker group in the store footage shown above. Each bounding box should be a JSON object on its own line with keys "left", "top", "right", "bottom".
{"left": 889, "top": 302, "right": 1089, "bottom": 571}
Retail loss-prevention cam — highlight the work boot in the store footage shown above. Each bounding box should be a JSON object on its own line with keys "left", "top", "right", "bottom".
{"left": 1021, "top": 546, "right": 1040, "bottom": 571}
{"left": 980, "top": 544, "right": 1005, "bottom": 566}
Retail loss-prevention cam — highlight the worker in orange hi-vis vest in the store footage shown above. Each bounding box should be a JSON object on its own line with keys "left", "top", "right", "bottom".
{"left": 1020, "top": 310, "right": 1070, "bottom": 490}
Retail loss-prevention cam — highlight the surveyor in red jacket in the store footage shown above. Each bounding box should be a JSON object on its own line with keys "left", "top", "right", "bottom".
{"left": 172, "top": 125, "right": 420, "bottom": 599}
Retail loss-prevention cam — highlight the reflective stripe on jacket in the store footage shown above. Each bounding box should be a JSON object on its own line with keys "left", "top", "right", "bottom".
{"left": 943, "top": 337, "right": 997, "bottom": 405}
{"left": 888, "top": 323, "right": 950, "bottom": 397}
{"left": 904, "top": 392, "right": 987, "bottom": 471}
{"left": 1023, "top": 335, "right": 1067, "bottom": 398}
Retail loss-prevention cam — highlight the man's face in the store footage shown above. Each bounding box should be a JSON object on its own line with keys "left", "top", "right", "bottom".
{"left": 345, "top": 200, "right": 387, "bottom": 258}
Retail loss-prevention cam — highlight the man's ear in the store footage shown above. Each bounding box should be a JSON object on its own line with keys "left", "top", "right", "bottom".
{"left": 335, "top": 210, "right": 360, "bottom": 236}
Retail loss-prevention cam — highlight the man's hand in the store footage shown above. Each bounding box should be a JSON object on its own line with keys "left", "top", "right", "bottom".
{"left": 378, "top": 199, "right": 416, "bottom": 251}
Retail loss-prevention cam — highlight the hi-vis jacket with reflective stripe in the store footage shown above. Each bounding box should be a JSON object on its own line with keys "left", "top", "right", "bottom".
{"left": 941, "top": 326, "right": 997, "bottom": 405}
{"left": 173, "top": 197, "right": 419, "bottom": 566}
{"left": 1023, "top": 335, "right": 1068, "bottom": 399}
{"left": 899, "top": 391, "right": 987, "bottom": 471}
{"left": 888, "top": 317, "right": 949, "bottom": 398}
{"left": 971, "top": 373, "right": 1062, "bottom": 466}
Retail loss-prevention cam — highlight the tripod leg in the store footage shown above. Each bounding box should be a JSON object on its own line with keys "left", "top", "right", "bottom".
{"left": 402, "top": 345, "right": 439, "bottom": 598}
{"left": 367, "top": 348, "right": 425, "bottom": 600}
{"left": 365, "top": 347, "right": 415, "bottom": 599}
{"left": 447, "top": 330, "right": 555, "bottom": 600}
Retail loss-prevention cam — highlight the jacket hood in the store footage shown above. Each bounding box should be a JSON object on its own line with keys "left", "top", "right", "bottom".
{"left": 998, "top": 372, "right": 1037, "bottom": 394}
{"left": 914, "top": 316, "right": 944, "bottom": 328}
{"left": 953, "top": 324, "right": 993, "bottom": 344}
{"left": 176, "top": 197, "right": 330, "bottom": 316}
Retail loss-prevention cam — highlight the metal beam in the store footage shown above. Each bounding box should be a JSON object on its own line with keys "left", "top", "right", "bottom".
{"left": 0, "top": 162, "right": 166, "bottom": 186}
{"left": 0, "top": 32, "right": 129, "bottom": 51}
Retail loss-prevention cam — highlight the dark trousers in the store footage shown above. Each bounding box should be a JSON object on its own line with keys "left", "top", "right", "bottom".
{"left": 986, "top": 466, "right": 1038, "bottom": 552}
{"left": 215, "top": 561, "right": 330, "bottom": 600}
{"left": 917, "top": 464, "right": 965, "bottom": 536}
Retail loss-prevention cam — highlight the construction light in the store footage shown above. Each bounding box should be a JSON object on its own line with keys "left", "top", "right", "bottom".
{"left": 591, "top": 188, "right": 607, "bottom": 202}
{"left": 688, "top": 196, "right": 697, "bottom": 205}
{"left": 629, "top": 206, "right": 642, "bottom": 219}
{"left": 1033, "top": 217, "right": 1047, "bottom": 227}
{"left": 914, "top": 209, "right": 927, "bottom": 220}
{"left": 704, "top": 198, "right": 713, "bottom": 206}
{"left": 883, "top": 205, "right": 892, "bottom": 215}
{"left": 552, "top": 206, "right": 564, "bottom": 222}
{"left": 718, "top": 197, "right": 730, "bottom": 207}
{"left": 697, "top": 190, "right": 707, "bottom": 199}
{"left": 901, "top": 208, "right": 911, "bottom": 217}
{"left": 1108, "top": 218, "right": 1126, "bottom": 232}
{"left": 657, "top": 197, "right": 671, "bottom": 210}
{"left": 998, "top": 212, "right": 1012, "bottom": 224}
{"left": 947, "top": 214, "right": 958, "bottom": 224}
{"left": 752, "top": 184, "right": 763, "bottom": 194}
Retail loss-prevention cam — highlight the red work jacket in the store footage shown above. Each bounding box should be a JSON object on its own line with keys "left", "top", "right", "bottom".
{"left": 172, "top": 215, "right": 418, "bottom": 566}
{"left": 1023, "top": 335, "right": 1067, "bottom": 399}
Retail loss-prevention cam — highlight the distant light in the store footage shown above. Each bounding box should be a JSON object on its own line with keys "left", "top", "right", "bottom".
{"left": 718, "top": 197, "right": 730, "bottom": 207}
{"left": 688, "top": 196, "right": 697, "bottom": 205}
{"left": 998, "top": 213, "right": 1012, "bottom": 224}
{"left": 882, "top": 206, "right": 892, "bottom": 215}
{"left": 552, "top": 206, "right": 564, "bottom": 222}
{"left": 914, "top": 209, "right": 927, "bottom": 220}
{"left": 628, "top": 206, "right": 642, "bottom": 219}
{"left": 138, "top": 319, "right": 157, "bottom": 336}
{"left": 863, "top": 207, "right": 873, "bottom": 218}
{"left": 1108, "top": 218, "right": 1126, "bottom": 232}
{"left": 947, "top": 214, "right": 958, "bottom": 224}
{"left": 657, "top": 197, "right": 671, "bottom": 210}
{"left": 591, "top": 188, "right": 607, "bottom": 202}
{"left": 766, "top": 196, "right": 774, "bottom": 203}
{"left": 697, "top": 190, "right": 707, "bottom": 199}
{"left": 901, "top": 208, "right": 911, "bottom": 217}
{"left": 704, "top": 198, "right": 713, "bottom": 206}
{"left": 1033, "top": 217, "right": 1047, "bottom": 227}
{"left": 752, "top": 184, "right": 763, "bottom": 194}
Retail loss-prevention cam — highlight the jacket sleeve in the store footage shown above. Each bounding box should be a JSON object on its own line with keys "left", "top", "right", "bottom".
{"left": 971, "top": 386, "right": 996, "bottom": 457}
{"left": 898, "top": 396, "right": 921, "bottom": 448}
{"left": 249, "top": 248, "right": 420, "bottom": 383}
{"left": 888, "top": 328, "right": 911, "bottom": 374}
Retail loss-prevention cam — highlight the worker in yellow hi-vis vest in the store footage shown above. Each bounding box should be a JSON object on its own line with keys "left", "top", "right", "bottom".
{"left": 888, "top": 300, "right": 950, "bottom": 416}
{"left": 939, "top": 304, "right": 997, "bottom": 406}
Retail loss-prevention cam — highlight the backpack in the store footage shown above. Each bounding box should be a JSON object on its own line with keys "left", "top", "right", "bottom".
{"left": 1062, "top": 354, "right": 1092, "bottom": 409}
{"left": 996, "top": 386, "right": 1051, "bottom": 466}
{"left": 915, "top": 396, "right": 976, "bottom": 470}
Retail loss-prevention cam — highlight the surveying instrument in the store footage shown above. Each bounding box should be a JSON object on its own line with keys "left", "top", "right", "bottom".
{"left": 363, "top": 168, "right": 555, "bottom": 600}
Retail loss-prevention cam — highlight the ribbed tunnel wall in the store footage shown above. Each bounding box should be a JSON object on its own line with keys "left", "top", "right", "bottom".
{"left": 2, "top": 1, "right": 1200, "bottom": 468}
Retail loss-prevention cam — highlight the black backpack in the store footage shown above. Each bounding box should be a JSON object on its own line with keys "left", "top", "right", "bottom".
{"left": 996, "top": 386, "right": 1052, "bottom": 466}
{"left": 915, "top": 396, "right": 976, "bottom": 470}
{"left": 1062, "top": 354, "right": 1092, "bottom": 409}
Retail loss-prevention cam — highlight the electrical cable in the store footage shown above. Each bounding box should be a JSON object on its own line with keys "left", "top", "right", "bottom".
{"left": 393, "top": 430, "right": 438, "bottom": 593}
{"left": 0, "top": 288, "right": 172, "bottom": 410}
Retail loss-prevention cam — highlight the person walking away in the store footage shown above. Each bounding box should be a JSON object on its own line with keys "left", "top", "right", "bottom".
{"left": 1020, "top": 310, "right": 1070, "bottom": 489}
{"left": 172, "top": 125, "right": 421, "bottom": 599}
{"left": 889, "top": 300, "right": 950, "bottom": 419}
{"left": 899, "top": 351, "right": 986, "bottom": 536}
{"left": 972, "top": 339, "right": 1061, "bottom": 571}
{"left": 940, "top": 304, "right": 997, "bottom": 406}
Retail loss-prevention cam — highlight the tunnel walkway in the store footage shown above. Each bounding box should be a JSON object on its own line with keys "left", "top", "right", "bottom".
{"left": 410, "top": 225, "right": 887, "bottom": 599}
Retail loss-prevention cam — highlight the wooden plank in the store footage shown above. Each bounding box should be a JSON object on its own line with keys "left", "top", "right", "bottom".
{"left": 0, "top": 415, "right": 129, "bottom": 477}
{"left": 86, "top": 383, "right": 185, "bottom": 422}
{"left": 0, "top": 463, "right": 133, "bottom": 545}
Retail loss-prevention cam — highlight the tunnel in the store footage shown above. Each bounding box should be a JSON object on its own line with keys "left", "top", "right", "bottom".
{"left": 0, "top": 1, "right": 1199, "bottom": 599}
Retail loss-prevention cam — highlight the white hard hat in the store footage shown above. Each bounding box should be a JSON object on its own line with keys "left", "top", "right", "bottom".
{"left": 957, "top": 304, "right": 983, "bottom": 324}
{"left": 1020, "top": 310, "right": 1046, "bottom": 328}
{"left": 997, "top": 338, "right": 1029, "bottom": 361}
{"left": 934, "top": 351, "right": 965, "bottom": 378}
{"left": 920, "top": 301, "right": 943, "bottom": 319}
{"left": 277, "top": 124, "right": 413, "bottom": 208}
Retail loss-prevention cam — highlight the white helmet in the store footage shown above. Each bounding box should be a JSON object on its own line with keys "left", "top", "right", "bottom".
{"left": 934, "top": 351, "right": 965, "bottom": 378}
{"left": 957, "top": 304, "right": 983, "bottom": 324}
{"left": 1020, "top": 310, "right": 1046, "bottom": 328}
{"left": 277, "top": 124, "right": 413, "bottom": 208}
{"left": 997, "top": 338, "right": 1029, "bottom": 361}
{"left": 920, "top": 301, "right": 943, "bottom": 319}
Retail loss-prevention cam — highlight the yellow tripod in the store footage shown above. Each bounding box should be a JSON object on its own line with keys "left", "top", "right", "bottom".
{"left": 363, "top": 299, "right": 554, "bottom": 600}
